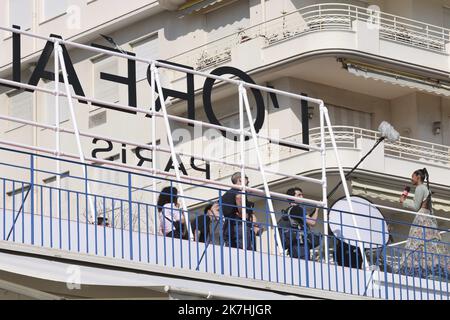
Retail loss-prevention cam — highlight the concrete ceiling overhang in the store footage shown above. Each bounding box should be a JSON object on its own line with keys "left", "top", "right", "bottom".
{"left": 167, "top": 49, "right": 450, "bottom": 117}
{"left": 250, "top": 48, "right": 450, "bottom": 85}
{"left": 0, "top": 242, "right": 338, "bottom": 300}
{"left": 257, "top": 56, "right": 450, "bottom": 101}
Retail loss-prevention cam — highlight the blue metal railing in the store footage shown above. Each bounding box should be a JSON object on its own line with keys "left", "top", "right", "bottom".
{"left": 0, "top": 146, "right": 448, "bottom": 300}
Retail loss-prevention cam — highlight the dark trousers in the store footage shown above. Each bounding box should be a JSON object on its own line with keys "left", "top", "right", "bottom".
{"left": 289, "top": 233, "right": 322, "bottom": 259}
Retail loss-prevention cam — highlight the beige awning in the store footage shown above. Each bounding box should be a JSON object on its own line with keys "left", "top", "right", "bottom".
{"left": 346, "top": 64, "right": 450, "bottom": 97}
{"left": 178, "top": 0, "right": 237, "bottom": 16}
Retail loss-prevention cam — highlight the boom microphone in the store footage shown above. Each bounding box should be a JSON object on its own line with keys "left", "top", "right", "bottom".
{"left": 378, "top": 121, "right": 400, "bottom": 143}
{"left": 328, "top": 121, "right": 400, "bottom": 200}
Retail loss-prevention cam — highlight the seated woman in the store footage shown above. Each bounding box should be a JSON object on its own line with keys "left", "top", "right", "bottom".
{"left": 158, "top": 186, "right": 187, "bottom": 239}
{"left": 396, "top": 168, "right": 449, "bottom": 279}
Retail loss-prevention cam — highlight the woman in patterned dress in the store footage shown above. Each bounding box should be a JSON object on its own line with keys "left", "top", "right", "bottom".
{"left": 395, "top": 168, "right": 449, "bottom": 279}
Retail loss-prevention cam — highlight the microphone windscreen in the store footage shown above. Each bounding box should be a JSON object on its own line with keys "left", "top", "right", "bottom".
{"left": 378, "top": 121, "right": 400, "bottom": 142}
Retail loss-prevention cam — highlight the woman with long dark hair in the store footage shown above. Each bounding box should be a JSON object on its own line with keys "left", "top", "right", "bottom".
{"left": 396, "top": 168, "right": 448, "bottom": 278}
{"left": 157, "top": 186, "right": 186, "bottom": 239}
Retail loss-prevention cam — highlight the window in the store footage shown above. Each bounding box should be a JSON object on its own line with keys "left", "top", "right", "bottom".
{"left": 8, "top": 91, "right": 33, "bottom": 130}
{"left": 327, "top": 104, "right": 372, "bottom": 130}
{"left": 93, "top": 55, "right": 120, "bottom": 107}
{"left": 131, "top": 35, "right": 159, "bottom": 81}
{"left": 9, "top": 0, "right": 33, "bottom": 30}
{"left": 88, "top": 110, "right": 107, "bottom": 128}
{"left": 42, "top": 0, "right": 68, "bottom": 21}
{"left": 45, "top": 82, "right": 71, "bottom": 125}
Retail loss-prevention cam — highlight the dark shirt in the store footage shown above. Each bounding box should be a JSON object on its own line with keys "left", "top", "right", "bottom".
{"left": 192, "top": 214, "right": 212, "bottom": 243}
{"left": 221, "top": 188, "right": 240, "bottom": 218}
{"left": 278, "top": 205, "right": 317, "bottom": 250}
{"left": 278, "top": 205, "right": 314, "bottom": 231}
{"left": 220, "top": 188, "right": 256, "bottom": 250}
{"left": 192, "top": 214, "right": 222, "bottom": 244}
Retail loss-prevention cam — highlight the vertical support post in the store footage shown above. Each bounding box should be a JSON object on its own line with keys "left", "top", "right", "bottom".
{"left": 84, "top": 164, "right": 89, "bottom": 253}
{"left": 128, "top": 173, "right": 133, "bottom": 260}
{"left": 151, "top": 63, "right": 193, "bottom": 240}
{"left": 382, "top": 222, "right": 388, "bottom": 299}
{"left": 238, "top": 84, "right": 247, "bottom": 250}
{"left": 218, "top": 189, "right": 224, "bottom": 275}
{"left": 150, "top": 64, "right": 157, "bottom": 210}
{"left": 319, "top": 103, "right": 329, "bottom": 263}
{"left": 54, "top": 41, "right": 61, "bottom": 219}
{"left": 240, "top": 85, "right": 283, "bottom": 254}
{"left": 30, "top": 154, "right": 34, "bottom": 245}
{"left": 56, "top": 41, "right": 95, "bottom": 222}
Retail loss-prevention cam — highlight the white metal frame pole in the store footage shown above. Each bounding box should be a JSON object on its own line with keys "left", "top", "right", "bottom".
{"left": 56, "top": 42, "right": 95, "bottom": 222}
{"left": 241, "top": 85, "right": 283, "bottom": 254}
{"left": 238, "top": 84, "right": 247, "bottom": 250}
{"left": 150, "top": 65, "right": 157, "bottom": 213}
{"left": 319, "top": 103, "right": 329, "bottom": 263}
{"left": 54, "top": 42, "right": 61, "bottom": 219}
{"left": 322, "top": 106, "right": 369, "bottom": 268}
{"left": 151, "top": 63, "right": 194, "bottom": 240}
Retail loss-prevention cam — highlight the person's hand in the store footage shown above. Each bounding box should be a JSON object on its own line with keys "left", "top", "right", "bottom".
{"left": 254, "top": 223, "right": 265, "bottom": 236}
{"left": 399, "top": 196, "right": 406, "bottom": 204}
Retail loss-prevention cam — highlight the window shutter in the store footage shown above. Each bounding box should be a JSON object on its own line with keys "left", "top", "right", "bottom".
{"left": 89, "top": 110, "right": 107, "bottom": 129}
{"left": 327, "top": 104, "right": 372, "bottom": 130}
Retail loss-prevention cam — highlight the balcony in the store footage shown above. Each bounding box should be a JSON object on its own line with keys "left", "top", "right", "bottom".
{"left": 168, "top": 3, "right": 450, "bottom": 76}
{"left": 186, "top": 126, "right": 450, "bottom": 199}
{"left": 0, "top": 130, "right": 449, "bottom": 299}
{"left": 309, "top": 126, "right": 450, "bottom": 167}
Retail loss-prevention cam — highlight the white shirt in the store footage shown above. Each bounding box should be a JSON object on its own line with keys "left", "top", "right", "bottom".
{"left": 158, "top": 203, "right": 182, "bottom": 235}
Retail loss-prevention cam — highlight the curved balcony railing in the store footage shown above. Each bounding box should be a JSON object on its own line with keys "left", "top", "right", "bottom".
{"left": 168, "top": 3, "right": 450, "bottom": 70}
{"left": 180, "top": 125, "right": 450, "bottom": 186}
{"left": 308, "top": 126, "right": 450, "bottom": 167}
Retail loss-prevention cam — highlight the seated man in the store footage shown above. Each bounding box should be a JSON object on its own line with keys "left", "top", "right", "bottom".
{"left": 192, "top": 202, "right": 221, "bottom": 245}
{"left": 278, "top": 187, "right": 321, "bottom": 259}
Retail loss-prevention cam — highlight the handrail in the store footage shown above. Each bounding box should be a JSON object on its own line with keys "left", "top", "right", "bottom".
{"left": 1, "top": 143, "right": 449, "bottom": 226}
{"left": 2, "top": 152, "right": 450, "bottom": 239}
{"left": 307, "top": 126, "right": 450, "bottom": 166}
{"left": 1, "top": 145, "right": 449, "bottom": 299}
{"left": 168, "top": 3, "right": 450, "bottom": 69}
